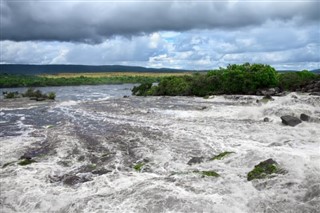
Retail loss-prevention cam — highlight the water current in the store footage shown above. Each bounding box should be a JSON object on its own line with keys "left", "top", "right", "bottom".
{"left": 0, "top": 84, "right": 319, "bottom": 212}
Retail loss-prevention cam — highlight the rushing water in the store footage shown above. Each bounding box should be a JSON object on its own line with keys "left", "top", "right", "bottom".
{"left": 0, "top": 85, "right": 320, "bottom": 213}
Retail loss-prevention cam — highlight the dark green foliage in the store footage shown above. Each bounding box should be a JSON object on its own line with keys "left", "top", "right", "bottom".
{"left": 0, "top": 74, "right": 162, "bottom": 88}
{"left": 153, "top": 76, "right": 192, "bottom": 96}
{"left": 247, "top": 159, "right": 279, "bottom": 181}
{"left": 4, "top": 92, "right": 18, "bottom": 99}
{"left": 22, "top": 88, "right": 56, "bottom": 100}
{"left": 47, "top": 92, "right": 56, "bottom": 100}
{"left": 210, "top": 151, "right": 235, "bottom": 160}
{"left": 278, "top": 70, "right": 319, "bottom": 91}
{"left": 132, "top": 63, "right": 281, "bottom": 96}
{"left": 193, "top": 170, "right": 220, "bottom": 177}
{"left": 18, "top": 159, "right": 36, "bottom": 166}
{"left": 132, "top": 83, "right": 152, "bottom": 96}
{"left": 133, "top": 163, "right": 144, "bottom": 172}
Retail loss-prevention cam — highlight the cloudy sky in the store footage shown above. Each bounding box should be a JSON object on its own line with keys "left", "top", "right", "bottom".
{"left": 1, "top": 0, "right": 319, "bottom": 70}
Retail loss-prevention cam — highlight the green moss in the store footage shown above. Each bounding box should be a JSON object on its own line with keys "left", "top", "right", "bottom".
{"left": 211, "top": 151, "right": 235, "bottom": 160}
{"left": 133, "top": 163, "right": 144, "bottom": 172}
{"left": 191, "top": 170, "right": 220, "bottom": 177}
{"left": 247, "top": 159, "right": 279, "bottom": 181}
{"left": 199, "top": 170, "right": 220, "bottom": 177}
{"left": 18, "top": 159, "right": 36, "bottom": 166}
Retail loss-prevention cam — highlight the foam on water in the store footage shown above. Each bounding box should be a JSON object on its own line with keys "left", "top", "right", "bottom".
{"left": 0, "top": 91, "right": 319, "bottom": 212}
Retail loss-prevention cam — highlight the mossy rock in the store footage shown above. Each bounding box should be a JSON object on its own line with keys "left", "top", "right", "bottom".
{"left": 2, "top": 161, "right": 16, "bottom": 168}
{"left": 211, "top": 151, "right": 235, "bottom": 160}
{"left": 133, "top": 162, "right": 144, "bottom": 172}
{"left": 18, "top": 159, "right": 36, "bottom": 166}
{"left": 247, "top": 158, "right": 279, "bottom": 181}
{"left": 194, "top": 170, "right": 220, "bottom": 177}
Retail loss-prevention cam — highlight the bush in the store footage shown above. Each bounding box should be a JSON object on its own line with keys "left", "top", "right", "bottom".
{"left": 132, "top": 63, "right": 281, "bottom": 96}
{"left": 47, "top": 92, "right": 56, "bottom": 100}
{"left": 4, "top": 92, "right": 17, "bottom": 99}
{"left": 278, "top": 70, "right": 318, "bottom": 90}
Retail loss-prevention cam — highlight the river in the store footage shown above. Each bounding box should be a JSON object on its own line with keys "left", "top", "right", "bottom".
{"left": 0, "top": 84, "right": 319, "bottom": 213}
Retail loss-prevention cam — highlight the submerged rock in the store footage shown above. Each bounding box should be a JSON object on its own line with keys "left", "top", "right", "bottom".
{"left": 18, "top": 158, "right": 36, "bottom": 166}
{"left": 281, "top": 115, "right": 302, "bottom": 127}
{"left": 300, "top": 113, "right": 311, "bottom": 121}
{"left": 195, "top": 170, "right": 220, "bottom": 177}
{"left": 247, "top": 158, "right": 280, "bottom": 181}
{"left": 210, "top": 151, "right": 235, "bottom": 160}
{"left": 310, "top": 92, "right": 320, "bottom": 96}
{"left": 187, "top": 157, "right": 204, "bottom": 165}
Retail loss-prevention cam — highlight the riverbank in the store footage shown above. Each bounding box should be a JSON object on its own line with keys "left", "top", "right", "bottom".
{"left": 0, "top": 72, "right": 191, "bottom": 88}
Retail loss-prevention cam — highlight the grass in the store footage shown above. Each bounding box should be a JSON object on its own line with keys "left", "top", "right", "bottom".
{"left": 1, "top": 72, "right": 193, "bottom": 88}
{"left": 40, "top": 72, "right": 192, "bottom": 78}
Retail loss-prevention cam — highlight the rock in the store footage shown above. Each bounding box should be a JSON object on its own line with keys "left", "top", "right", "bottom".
{"left": 91, "top": 169, "right": 112, "bottom": 175}
{"left": 247, "top": 158, "right": 279, "bottom": 181}
{"left": 19, "top": 155, "right": 32, "bottom": 160}
{"left": 263, "top": 117, "right": 270, "bottom": 122}
{"left": 310, "top": 92, "right": 320, "bottom": 96}
{"left": 36, "top": 98, "right": 46, "bottom": 101}
{"left": 281, "top": 115, "right": 302, "bottom": 127}
{"left": 62, "top": 175, "right": 91, "bottom": 186}
{"left": 210, "top": 151, "right": 235, "bottom": 160}
{"left": 263, "top": 94, "right": 273, "bottom": 100}
{"left": 300, "top": 113, "right": 311, "bottom": 122}
{"left": 123, "top": 95, "right": 129, "bottom": 98}
{"left": 187, "top": 157, "right": 204, "bottom": 165}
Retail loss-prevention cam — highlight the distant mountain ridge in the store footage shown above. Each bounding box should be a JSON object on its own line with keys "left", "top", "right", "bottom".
{"left": 0, "top": 64, "right": 191, "bottom": 75}
{"left": 1, "top": 64, "right": 318, "bottom": 75}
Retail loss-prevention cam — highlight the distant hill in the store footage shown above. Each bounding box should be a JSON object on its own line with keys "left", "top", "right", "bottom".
{"left": 311, "top": 69, "right": 320, "bottom": 74}
{"left": 0, "top": 64, "right": 191, "bottom": 75}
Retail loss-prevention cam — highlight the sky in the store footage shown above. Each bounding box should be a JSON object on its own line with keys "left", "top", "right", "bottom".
{"left": 1, "top": 0, "right": 319, "bottom": 70}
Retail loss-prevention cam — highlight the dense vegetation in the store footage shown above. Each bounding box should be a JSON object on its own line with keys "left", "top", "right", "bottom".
{"left": 4, "top": 88, "right": 56, "bottom": 100}
{"left": 0, "top": 74, "right": 162, "bottom": 88}
{"left": 132, "top": 63, "right": 319, "bottom": 96}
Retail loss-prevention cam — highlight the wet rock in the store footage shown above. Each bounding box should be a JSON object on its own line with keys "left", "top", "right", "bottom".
{"left": 263, "top": 94, "right": 273, "bottom": 100}
{"left": 18, "top": 158, "right": 36, "bottom": 166}
{"left": 247, "top": 158, "right": 280, "bottom": 181}
{"left": 19, "top": 155, "right": 32, "bottom": 160}
{"left": 210, "top": 151, "right": 235, "bottom": 160}
{"left": 259, "top": 88, "right": 280, "bottom": 96}
{"left": 300, "top": 113, "right": 311, "bottom": 122}
{"left": 50, "top": 174, "right": 92, "bottom": 186}
{"left": 310, "top": 92, "right": 320, "bottom": 96}
{"left": 91, "top": 169, "right": 112, "bottom": 175}
{"left": 133, "top": 162, "right": 144, "bottom": 172}
{"left": 281, "top": 115, "right": 302, "bottom": 127}
{"left": 195, "top": 170, "right": 220, "bottom": 177}
{"left": 62, "top": 175, "right": 91, "bottom": 186}
{"left": 123, "top": 95, "right": 129, "bottom": 98}
{"left": 187, "top": 157, "right": 204, "bottom": 165}
{"left": 263, "top": 117, "right": 270, "bottom": 122}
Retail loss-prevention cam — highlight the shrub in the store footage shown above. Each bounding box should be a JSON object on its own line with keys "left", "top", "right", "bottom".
{"left": 4, "top": 92, "right": 17, "bottom": 99}
{"left": 47, "top": 92, "right": 56, "bottom": 100}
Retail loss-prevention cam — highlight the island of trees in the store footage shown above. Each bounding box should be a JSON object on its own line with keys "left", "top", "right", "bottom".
{"left": 132, "top": 63, "right": 320, "bottom": 96}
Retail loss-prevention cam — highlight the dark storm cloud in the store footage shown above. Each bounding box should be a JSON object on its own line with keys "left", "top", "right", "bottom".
{"left": 1, "top": 0, "right": 319, "bottom": 43}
